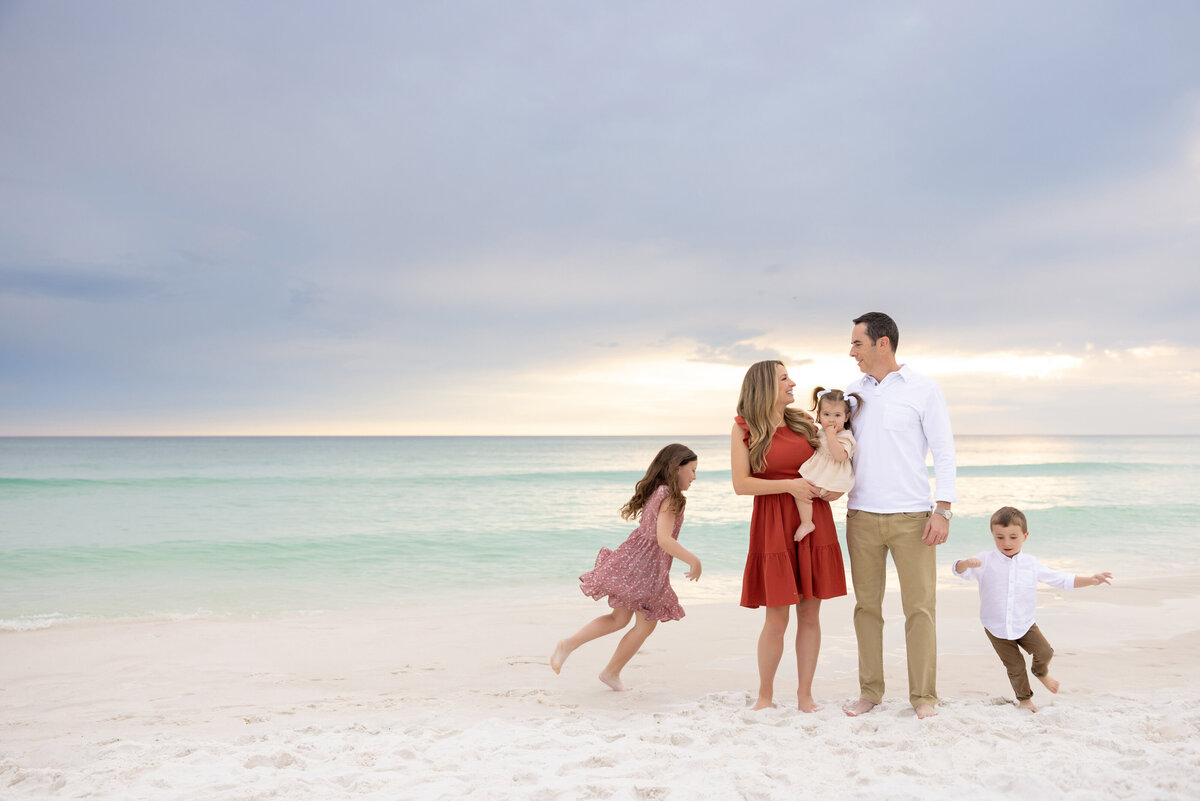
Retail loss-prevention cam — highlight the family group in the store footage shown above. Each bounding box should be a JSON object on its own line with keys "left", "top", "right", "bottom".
{"left": 550, "top": 312, "right": 1111, "bottom": 715}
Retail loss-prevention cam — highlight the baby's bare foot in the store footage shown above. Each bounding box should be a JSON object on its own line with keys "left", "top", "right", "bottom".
{"left": 794, "top": 522, "right": 816, "bottom": 542}
{"left": 599, "top": 671, "right": 631, "bottom": 691}
{"left": 1038, "top": 674, "right": 1060, "bottom": 694}
{"left": 550, "top": 640, "right": 570, "bottom": 674}
{"left": 1019, "top": 698, "right": 1038, "bottom": 713}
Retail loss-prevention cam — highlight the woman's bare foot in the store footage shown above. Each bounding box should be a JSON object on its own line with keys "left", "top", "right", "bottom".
{"left": 1038, "top": 674, "right": 1060, "bottom": 694}
{"left": 843, "top": 698, "right": 876, "bottom": 717}
{"left": 1019, "top": 698, "right": 1038, "bottom": 713}
{"left": 915, "top": 703, "right": 937, "bottom": 719}
{"left": 598, "top": 671, "right": 631, "bottom": 691}
{"left": 550, "top": 640, "right": 570, "bottom": 674}
{"left": 752, "top": 696, "right": 774, "bottom": 711}
{"left": 797, "top": 694, "right": 821, "bottom": 713}
{"left": 794, "top": 522, "right": 816, "bottom": 542}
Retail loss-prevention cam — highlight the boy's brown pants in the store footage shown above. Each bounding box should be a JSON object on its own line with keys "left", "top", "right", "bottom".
{"left": 984, "top": 623, "right": 1054, "bottom": 701}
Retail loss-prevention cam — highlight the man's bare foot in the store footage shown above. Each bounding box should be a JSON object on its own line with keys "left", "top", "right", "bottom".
{"left": 550, "top": 640, "right": 570, "bottom": 674}
{"left": 794, "top": 522, "right": 816, "bottom": 542}
{"left": 752, "top": 696, "right": 774, "bottom": 711}
{"left": 843, "top": 698, "right": 876, "bottom": 717}
{"left": 915, "top": 703, "right": 937, "bottom": 719}
{"left": 1019, "top": 698, "right": 1038, "bottom": 713}
{"left": 797, "top": 694, "right": 821, "bottom": 713}
{"left": 599, "top": 671, "right": 631, "bottom": 691}
{"left": 1037, "top": 674, "right": 1060, "bottom": 694}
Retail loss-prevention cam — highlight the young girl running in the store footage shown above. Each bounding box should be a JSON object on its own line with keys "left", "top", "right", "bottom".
{"left": 550, "top": 443, "right": 702, "bottom": 691}
{"left": 794, "top": 387, "right": 863, "bottom": 542}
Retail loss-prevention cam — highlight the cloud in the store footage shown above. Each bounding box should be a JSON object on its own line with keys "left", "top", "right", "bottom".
{"left": 1, "top": 2, "right": 1198, "bottom": 433}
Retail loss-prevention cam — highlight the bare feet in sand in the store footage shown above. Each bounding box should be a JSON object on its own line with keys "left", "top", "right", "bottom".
{"left": 1019, "top": 698, "right": 1038, "bottom": 713}
{"left": 598, "top": 671, "right": 631, "bottom": 691}
{"left": 1038, "top": 674, "right": 1060, "bottom": 694}
{"left": 797, "top": 694, "right": 821, "bottom": 713}
{"left": 915, "top": 703, "right": 937, "bottom": 719}
{"left": 794, "top": 522, "right": 816, "bottom": 542}
{"left": 752, "top": 696, "right": 774, "bottom": 711}
{"left": 843, "top": 698, "right": 876, "bottom": 717}
{"left": 550, "top": 640, "right": 571, "bottom": 674}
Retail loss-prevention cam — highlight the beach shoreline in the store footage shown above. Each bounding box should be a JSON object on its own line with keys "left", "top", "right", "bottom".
{"left": 3, "top": 575, "right": 1198, "bottom": 800}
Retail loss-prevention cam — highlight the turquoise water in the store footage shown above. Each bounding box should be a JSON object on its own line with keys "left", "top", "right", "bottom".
{"left": 1, "top": 436, "right": 1198, "bottom": 627}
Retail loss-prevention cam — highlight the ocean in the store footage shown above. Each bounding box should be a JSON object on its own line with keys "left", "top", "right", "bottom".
{"left": 1, "top": 435, "right": 1197, "bottom": 629}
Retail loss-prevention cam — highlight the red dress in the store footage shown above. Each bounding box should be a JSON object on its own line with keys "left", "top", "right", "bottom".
{"left": 736, "top": 416, "right": 847, "bottom": 608}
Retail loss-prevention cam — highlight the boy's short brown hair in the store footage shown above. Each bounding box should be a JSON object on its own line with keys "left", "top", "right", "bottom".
{"left": 990, "top": 506, "right": 1028, "bottom": 532}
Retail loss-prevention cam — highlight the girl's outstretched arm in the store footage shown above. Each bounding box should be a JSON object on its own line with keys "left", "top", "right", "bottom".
{"left": 656, "top": 504, "right": 701, "bottom": 581}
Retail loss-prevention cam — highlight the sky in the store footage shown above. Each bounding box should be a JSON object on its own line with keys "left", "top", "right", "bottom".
{"left": 1, "top": 1, "right": 1198, "bottom": 436}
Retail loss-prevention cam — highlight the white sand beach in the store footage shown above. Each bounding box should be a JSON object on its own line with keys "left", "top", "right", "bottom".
{"left": 3, "top": 575, "right": 1199, "bottom": 801}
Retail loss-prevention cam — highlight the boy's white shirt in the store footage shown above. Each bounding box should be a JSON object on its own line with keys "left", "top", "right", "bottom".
{"left": 954, "top": 550, "right": 1076, "bottom": 640}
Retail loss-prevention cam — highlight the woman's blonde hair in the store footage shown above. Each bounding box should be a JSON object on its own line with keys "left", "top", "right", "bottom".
{"left": 737, "top": 360, "right": 818, "bottom": 474}
{"left": 620, "top": 443, "right": 698, "bottom": 520}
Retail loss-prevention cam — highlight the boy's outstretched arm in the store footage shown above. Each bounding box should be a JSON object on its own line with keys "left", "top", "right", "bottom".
{"left": 954, "top": 557, "right": 981, "bottom": 575}
{"left": 1074, "top": 572, "right": 1112, "bottom": 587}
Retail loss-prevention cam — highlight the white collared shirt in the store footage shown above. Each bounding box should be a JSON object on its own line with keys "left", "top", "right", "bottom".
{"left": 954, "top": 550, "right": 1075, "bottom": 640}
{"left": 846, "top": 364, "right": 957, "bottom": 513}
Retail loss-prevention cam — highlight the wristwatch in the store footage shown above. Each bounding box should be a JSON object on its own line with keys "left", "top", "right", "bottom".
{"left": 933, "top": 508, "right": 953, "bottom": 521}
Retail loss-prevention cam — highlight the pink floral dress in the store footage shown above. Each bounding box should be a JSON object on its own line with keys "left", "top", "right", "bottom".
{"left": 578, "top": 484, "right": 685, "bottom": 622}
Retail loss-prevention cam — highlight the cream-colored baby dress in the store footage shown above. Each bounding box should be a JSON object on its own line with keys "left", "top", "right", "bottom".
{"left": 799, "top": 429, "right": 856, "bottom": 492}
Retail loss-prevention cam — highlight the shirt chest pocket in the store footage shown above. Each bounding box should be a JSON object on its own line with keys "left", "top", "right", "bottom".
{"left": 883, "top": 403, "right": 920, "bottom": 431}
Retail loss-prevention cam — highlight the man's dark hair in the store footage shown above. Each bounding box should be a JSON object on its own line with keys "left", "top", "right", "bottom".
{"left": 853, "top": 312, "right": 899, "bottom": 352}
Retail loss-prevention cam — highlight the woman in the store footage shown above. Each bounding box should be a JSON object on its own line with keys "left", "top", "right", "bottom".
{"left": 731, "top": 360, "right": 847, "bottom": 711}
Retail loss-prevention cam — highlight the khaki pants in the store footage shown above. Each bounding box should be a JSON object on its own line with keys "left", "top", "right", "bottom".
{"left": 985, "top": 624, "right": 1054, "bottom": 701}
{"left": 846, "top": 510, "right": 937, "bottom": 708}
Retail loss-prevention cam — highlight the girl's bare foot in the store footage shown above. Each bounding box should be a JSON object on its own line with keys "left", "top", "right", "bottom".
{"left": 843, "top": 698, "right": 876, "bottom": 717}
{"left": 794, "top": 522, "right": 816, "bottom": 542}
{"left": 797, "top": 694, "right": 821, "bottom": 713}
{"left": 598, "top": 671, "right": 631, "bottom": 691}
{"left": 550, "top": 640, "right": 570, "bottom": 674}
{"left": 1019, "top": 698, "right": 1038, "bottom": 712}
{"left": 1037, "top": 674, "right": 1060, "bottom": 694}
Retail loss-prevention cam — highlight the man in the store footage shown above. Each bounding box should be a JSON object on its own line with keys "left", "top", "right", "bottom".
{"left": 843, "top": 312, "right": 956, "bottom": 719}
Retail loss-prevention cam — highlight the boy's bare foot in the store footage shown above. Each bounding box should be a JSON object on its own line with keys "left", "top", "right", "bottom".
{"left": 598, "top": 671, "right": 631, "bottom": 691}
{"left": 794, "top": 522, "right": 816, "bottom": 542}
{"left": 1037, "top": 674, "right": 1060, "bottom": 694}
{"left": 550, "top": 640, "right": 570, "bottom": 674}
{"left": 915, "top": 703, "right": 937, "bottom": 719}
{"left": 797, "top": 694, "right": 821, "bottom": 713}
{"left": 1019, "top": 698, "right": 1038, "bottom": 713}
{"left": 843, "top": 698, "right": 876, "bottom": 717}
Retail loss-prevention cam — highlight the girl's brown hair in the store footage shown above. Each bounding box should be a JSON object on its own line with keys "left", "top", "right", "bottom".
{"left": 808, "top": 386, "right": 865, "bottom": 432}
{"left": 620, "top": 443, "right": 698, "bottom": 520}
{"left": 737, "top": 360, "right": 819, "bottom": 474}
